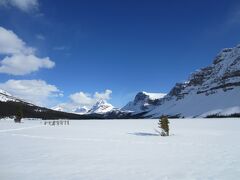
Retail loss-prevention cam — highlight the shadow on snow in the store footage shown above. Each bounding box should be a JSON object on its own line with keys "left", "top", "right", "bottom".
{"left": 128, "top": 132, "right": 160, "bottom": 136}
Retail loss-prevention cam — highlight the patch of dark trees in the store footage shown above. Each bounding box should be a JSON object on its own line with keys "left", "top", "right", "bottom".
{"left": 206, "top": 113, "right": 240, "bottom": 118}
{"left": 0, "top": 101, "right": 102, "bottom": 120}
{"left": 0, "top": 101, "right": 148, "bottom": 120}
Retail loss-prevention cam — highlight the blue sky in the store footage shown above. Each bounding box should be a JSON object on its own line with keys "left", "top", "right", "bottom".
{"left": 0, "top": 0, "right": 240, "bottom": 108}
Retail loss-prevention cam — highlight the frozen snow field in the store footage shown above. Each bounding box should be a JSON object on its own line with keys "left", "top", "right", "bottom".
{"left": 1, "top": 118, "right": 240, "bottom": 180}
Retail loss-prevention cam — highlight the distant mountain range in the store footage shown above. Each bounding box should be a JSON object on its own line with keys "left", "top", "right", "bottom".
{"left": 52, "top": 99, "right": 114, "bottom": 114}
{"left": 0, "top": 89, "right": 142, "bottom": 119}
{"left": 1, "top": 44, "right": 240, "bottom": 119}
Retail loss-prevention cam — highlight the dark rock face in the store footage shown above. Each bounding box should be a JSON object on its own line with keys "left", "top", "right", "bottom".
{"left": 166, "top": 44, "right": 240, "bottom": 100}
{"left": 122, "top": 92, "right": 164, "bottom": 113}
{"left": 133, "top": 92, "right": 159, "bottom": 106}
{"left": 168, "top": 83, "right": 187, "bottom": 100}
{"left": 133, "top": 92, "right": 149, "bottom": 104}
{"left": 188, "top": 67, "right": 213, "bottom": 86}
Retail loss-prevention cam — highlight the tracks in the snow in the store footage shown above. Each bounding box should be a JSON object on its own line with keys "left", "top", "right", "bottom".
{"left": 0, "top": 125, "right": 43, "bottom": 133}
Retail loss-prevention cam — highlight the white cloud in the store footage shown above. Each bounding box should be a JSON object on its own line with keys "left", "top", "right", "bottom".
{"left": 70, "top": 92, "right": 95, "bottom": 106}
{"left": 36, "top": 34, "right": 45, "bottom": 40}
{"left": 0, "top": 54, "right": 54, "bottom": 75}
{"left": 70, "top": 89, "right": 112, "bottom": 106}
{"left": 0, "top": 0, "right": 39, "bottom": 12}
{"left": 0, "top": 26, "right": 55, "bottom": 75}
{"left": 53, "top": 102, "right": 79, "bottom": 113}
{"left": 0, "top": 27, "right": 34, "bottom": 55}
{"left": 94, "top": 89, "right": 112, "bottom": 100}
{"left": 54, "top": 89, "right": 113, "bottom": 112}
{"left": 0, "top": 79, "right": 62, "bottom": 106}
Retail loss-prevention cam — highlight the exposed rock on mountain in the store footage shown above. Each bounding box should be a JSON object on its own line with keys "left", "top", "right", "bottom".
{"left": 121, "top": 92, "right": 166, "bottom": 113}
{"left": 123, "top": 44, "right": 240, "bottom": 118}
{"left": 2, "top": 44, "right": 240, "bottom": 119}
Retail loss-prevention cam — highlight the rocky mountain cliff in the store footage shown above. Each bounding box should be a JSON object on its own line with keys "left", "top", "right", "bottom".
{"left": 123, "top": 44, "right": 240, "bottom": 118}
{"left": 121, "top": 92, "right": 166, "bottom": 113}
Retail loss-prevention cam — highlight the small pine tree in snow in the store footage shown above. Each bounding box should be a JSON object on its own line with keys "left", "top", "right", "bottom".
{"left": 158, "top": 115, "right": 170, "bottom": 136}
{"left": 15, "top": 106, "right": 23, "bottom": 123}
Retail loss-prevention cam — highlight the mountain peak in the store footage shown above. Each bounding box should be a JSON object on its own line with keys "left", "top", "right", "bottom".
{"left": 88, "top": 100, "right": 114, "bottom": 114}
{"left": 122, "top": 91, "right": 166, "bottom": 113}
{"left": 95, "top": 99, "right": 107, "bottom": 105}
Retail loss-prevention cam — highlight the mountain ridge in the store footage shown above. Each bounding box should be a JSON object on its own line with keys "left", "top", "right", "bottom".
{"left": 0, "top": 90, "right": 103, "bottom": 119}
{"left": 1, "top": 44, "right": 240, "bottom": 119}
{"left": 123, "top": 44, "right": 240, "bottom": 118}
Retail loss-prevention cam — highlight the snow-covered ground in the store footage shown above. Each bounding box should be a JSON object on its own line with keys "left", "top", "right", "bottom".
{"left": 0, "top": 118, "right": 240, "bottom": 180}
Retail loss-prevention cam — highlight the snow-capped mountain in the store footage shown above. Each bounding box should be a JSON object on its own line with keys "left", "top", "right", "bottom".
{"left": 52, "top": 104, "right": 89, "bottom": 114}
{"left": 123, "top": 44, "right": 240, "bottom": 118}
{"left": 52, "top": 100, "right": 114, "bottom": 115}
{"left": 121, "top": 92, "right": 166, "bottom": 114}
{"left": 88, "top": 99, "right": 114, "bottom": 114}
{"left": 0, "top": 89, "right": 19, "bottom": 102}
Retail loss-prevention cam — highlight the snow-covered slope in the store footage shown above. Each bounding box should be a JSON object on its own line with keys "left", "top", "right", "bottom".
{"left": 142, "top": 92, "right": 166, "bottom": 100}
{"left": 121, "top": 92, "right": 166, "bottom": 114}
{"left": 2, "top": 119, "right": 240, "bottom": 179}
{"left": 0, "top": 89, "right": 36, "bottom": 106}
{"left": 123, "top": 44, "right": 240, "bottom": 118}
{"left": 52, "top": 104, "right": 89, "bottom": 114}
{"left": 52, "top": 106, "right": 64, "bottom": 112}
{"left": 88, "top": 100, "right": 114, "bottom": 114}
{"left": 0, "top": 89, "right": 19, "bottom": 102}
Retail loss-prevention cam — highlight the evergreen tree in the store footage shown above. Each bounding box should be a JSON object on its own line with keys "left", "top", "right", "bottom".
{"left": 15, "top": 106, "right": 23, "bottom": 123}
{"left": 158, "top": 115, "right": 170, "bottom": 136}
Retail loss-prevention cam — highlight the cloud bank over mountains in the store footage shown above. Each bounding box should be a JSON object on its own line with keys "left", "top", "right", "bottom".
{"left": 0, "top": 25, "right": 113, "bottom": 108}
{"left": 54, "top": 90, "right": 113, "bottom": 113}
{"left": 0, "top": 79, "right": 62, "bottom": 106}
{"left": 70, "top": 89, "right": 112, "bottom": 106}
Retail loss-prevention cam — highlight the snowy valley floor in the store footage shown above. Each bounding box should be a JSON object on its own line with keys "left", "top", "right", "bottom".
{"left": 0, "top": 118, "right": 240, "bottom": 180}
